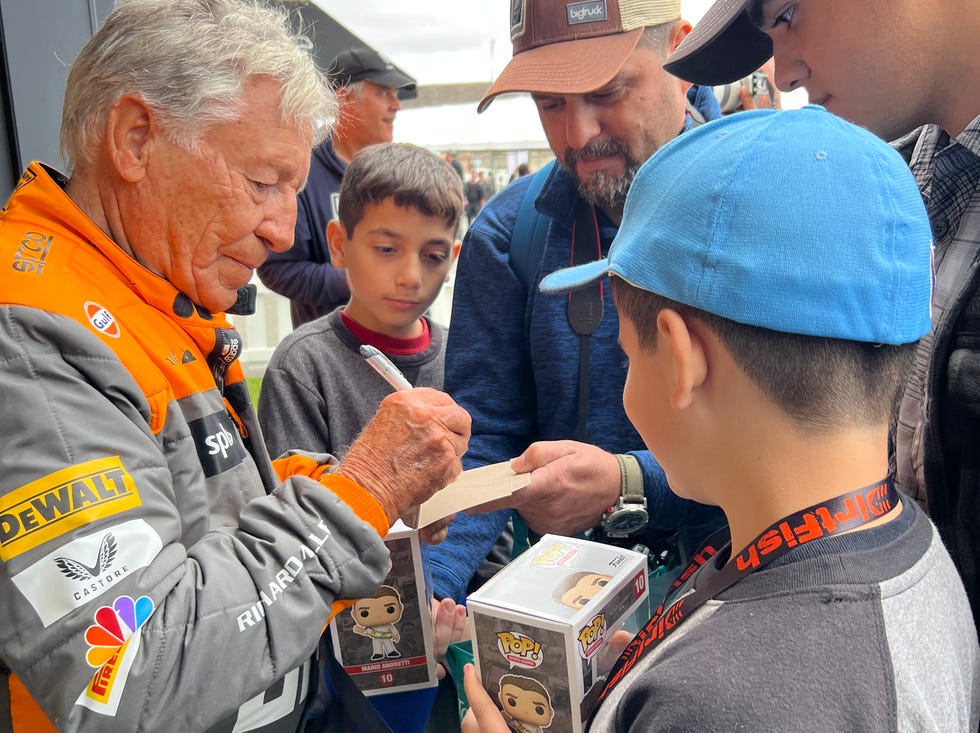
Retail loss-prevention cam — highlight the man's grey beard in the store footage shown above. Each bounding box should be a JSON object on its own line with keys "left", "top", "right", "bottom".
{"left": 564, "top": 140, "right": 641, "bottom": 211}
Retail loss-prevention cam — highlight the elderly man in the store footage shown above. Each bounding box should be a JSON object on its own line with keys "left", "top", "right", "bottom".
{"left": 257, "top": 46, "right": 417, "bottom": 328}
{"left": 428, "top": 0, "right": 726, "bottom": 606}
{"left": 0, "top": 1, "right": 467, "bottom": 731}
{"left": 663, "top": 0, "right": 980, "bottom": 631}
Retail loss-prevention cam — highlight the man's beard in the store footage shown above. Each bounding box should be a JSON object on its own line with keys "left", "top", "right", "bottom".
{"left": 563, "top": 139, "right": 641, "bottom": 211}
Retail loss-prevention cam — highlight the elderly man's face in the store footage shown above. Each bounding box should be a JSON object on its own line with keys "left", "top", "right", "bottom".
{"left": 132, "top": 77, "right": 312, "bottom": 312}
{"left": 531, "top": 44, "right": 688, "bottom": 213}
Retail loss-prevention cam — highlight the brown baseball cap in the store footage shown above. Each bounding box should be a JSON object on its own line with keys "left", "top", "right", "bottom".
{"left": 478, "top": 0, "right": 681, "bottom": 113}
{"left": 663, "top": 0, "right": 772, "bottom": 86}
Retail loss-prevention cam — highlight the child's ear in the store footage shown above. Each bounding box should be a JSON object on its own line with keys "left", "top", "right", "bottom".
{"left": 656, "top": 309, "right": 708, "bottom": 410}
{"left": 326, "top": 219, "right": 348, "bottom": 268}
{"left": 451, "top": 240, "right": 462, "bottom": 263}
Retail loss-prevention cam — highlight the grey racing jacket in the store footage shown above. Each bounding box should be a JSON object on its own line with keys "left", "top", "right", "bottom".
{"left": 0, "top": 162, "right": 392, "bottom": 731}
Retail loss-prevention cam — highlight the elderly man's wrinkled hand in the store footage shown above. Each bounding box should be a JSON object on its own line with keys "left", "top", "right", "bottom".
{"left": 420, "top": 513, "right": 456, "bottom": 545}
{"left": 336, "top": 388, "right": 470, "bottom": 523}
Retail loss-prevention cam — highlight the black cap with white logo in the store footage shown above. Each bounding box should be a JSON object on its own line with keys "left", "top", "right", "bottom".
{"left": 328, "top": 47, "right": 418, "bottom": 99}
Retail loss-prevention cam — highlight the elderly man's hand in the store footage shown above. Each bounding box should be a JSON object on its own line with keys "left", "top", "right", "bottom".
{"left": 419, "top": 514, "right": 456, "bottom": 545}
{"left": 336, "top": 388, "right": 470, "bottom": 523}
{"left": 466, "top": 440, "right": 620, "bottom": 536}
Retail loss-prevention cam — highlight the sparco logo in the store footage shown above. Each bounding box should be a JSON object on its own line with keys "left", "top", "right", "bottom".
{"left": 567, "top": 0, "right": 607, "bottom": 24}
{"left": 188, "top": 412, "right": 247, "bottom": 477}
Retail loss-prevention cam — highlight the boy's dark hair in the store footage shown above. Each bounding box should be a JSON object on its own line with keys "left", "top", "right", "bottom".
{"left": 337, "top": 142, "right": 465, "bottom": 236}
{"left": 611, "top": 278, "right": 916, "bottom": 435}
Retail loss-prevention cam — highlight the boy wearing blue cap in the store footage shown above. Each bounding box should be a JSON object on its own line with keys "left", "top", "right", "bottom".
{"left": 461, "top": 107, "right": 980, "bottom": 731}
{"left": 665, "top": 0, "right": 980, "bottom": 637}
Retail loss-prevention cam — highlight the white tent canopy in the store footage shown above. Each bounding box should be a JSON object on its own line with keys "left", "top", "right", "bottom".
{"left": 394, "top": 94, "right": 549, "bottom": 153}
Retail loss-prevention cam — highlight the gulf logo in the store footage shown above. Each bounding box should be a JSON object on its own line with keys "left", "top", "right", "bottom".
{"left": 84, "top": 302, "right": 121, "bottom": 338}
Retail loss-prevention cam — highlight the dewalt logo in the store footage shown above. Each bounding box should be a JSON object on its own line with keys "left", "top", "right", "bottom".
{"left": 0, "top": 456, "right": 141, "bottom": 561}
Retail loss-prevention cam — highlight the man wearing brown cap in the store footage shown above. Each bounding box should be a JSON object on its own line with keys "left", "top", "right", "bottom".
{"left": 429, "top": 0, "right": 726, "bottom": 606}
{"left": 662, "top": 0, "right": 980, "bottom": 632}
{"left": 257, "top": 47, "right": 417, "bottom": 327}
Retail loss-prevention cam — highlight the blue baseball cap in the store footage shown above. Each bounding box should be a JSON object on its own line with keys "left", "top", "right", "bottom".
{"left": 540, "top": 106, "right": 933, "bottom": 345}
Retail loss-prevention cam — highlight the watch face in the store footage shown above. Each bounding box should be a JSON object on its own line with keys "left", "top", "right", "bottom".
{"left": 604, "top": 508, "right": 648, "bottom": 536}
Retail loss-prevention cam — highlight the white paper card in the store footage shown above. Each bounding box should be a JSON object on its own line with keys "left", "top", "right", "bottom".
{"left": 412, "top": 461, "right": 531, "bottom": 528}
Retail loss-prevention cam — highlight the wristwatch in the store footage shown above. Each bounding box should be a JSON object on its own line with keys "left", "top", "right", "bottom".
{"left": 601, "top": 455, "right": 649, "bottom": 538}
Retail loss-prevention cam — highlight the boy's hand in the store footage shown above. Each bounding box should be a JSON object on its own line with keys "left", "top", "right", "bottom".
{"left": 461, "top": 664, "right": 510, "bottom": 733}
{"left": 466, "top": 440, "right": 620, "bottom": 536}
{"left": 597, "top": 629, "right": 634, "bottom": 676}
{"left": 337, "top": 388, "right": 470, "bottom": 523}
{"left": 432, "top": 597, "right": 469, "bottom": 679}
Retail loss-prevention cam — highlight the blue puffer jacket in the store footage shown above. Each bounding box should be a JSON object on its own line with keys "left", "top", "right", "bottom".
{"left": 431, "top": 87, "right": 727, "bottom": 604}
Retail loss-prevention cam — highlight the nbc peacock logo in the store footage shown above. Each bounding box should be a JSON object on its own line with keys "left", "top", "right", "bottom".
{"left": 79, "top": 594, "right": 155, "bottom": 712}
{"left": 85, "top": 594, "right": 154, "bottom": 668}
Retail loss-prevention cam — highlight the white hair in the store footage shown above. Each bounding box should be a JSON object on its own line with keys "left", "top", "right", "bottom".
{"left": 60, "top": 0, "right": 337, "bottom": 172}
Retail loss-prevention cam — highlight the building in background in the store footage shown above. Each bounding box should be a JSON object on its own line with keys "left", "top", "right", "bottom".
{"left": 397, "top": 82, "right": 553, "bottom": 191}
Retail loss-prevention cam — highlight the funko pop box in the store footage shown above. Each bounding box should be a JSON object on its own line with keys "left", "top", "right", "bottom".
{"left": 468, "top": 534, "right": 650, "bottom": 732}
{"left": 329, "top": 522, "right": 438, "bottom": 696}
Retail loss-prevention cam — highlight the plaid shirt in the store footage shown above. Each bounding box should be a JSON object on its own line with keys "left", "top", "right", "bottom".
{"left": 895, "top": 115, "right": 980, "bottom": 507}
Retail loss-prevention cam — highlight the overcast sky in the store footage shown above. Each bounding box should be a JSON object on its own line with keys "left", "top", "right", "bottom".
{"left": 311, "top": 0, "right": 808, "bottom": 111}
{"left": 313, "top": 0, "right": 724, "bottom": 86}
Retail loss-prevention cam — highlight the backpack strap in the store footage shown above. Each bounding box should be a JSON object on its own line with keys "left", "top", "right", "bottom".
{"left": 507, "top": 160, "right": 552, "bottom": 560}
{"left": 508, "top": 166, "right": 603, "bottom": 560}
{"left": 509, "top": 160, "right": 555, "bottom": 291}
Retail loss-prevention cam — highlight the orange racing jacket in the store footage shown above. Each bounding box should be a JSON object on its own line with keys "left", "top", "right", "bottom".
{"left": 0, "top": 163, "right": 391, "bottom": 732}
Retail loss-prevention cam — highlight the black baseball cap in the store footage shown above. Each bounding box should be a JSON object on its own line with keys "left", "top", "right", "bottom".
{"left": 327, "top": 47, "right": 418, "bottom": 99}
{"left": 663, "top": 0, "right": 772, "bottom": 86}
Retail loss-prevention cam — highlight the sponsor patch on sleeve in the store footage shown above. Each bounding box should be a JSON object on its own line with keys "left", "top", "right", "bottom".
{"left": 75, "top": 594, "right": 155, "bottom": 716}
{"left": 187, "top": 412, "right": 248, "bottom": 477}
{"left": 0, "top": 456, "right": 142, "bottom": 561}
{"left": 11, "top": 518, "right": 163, "bottom": 627}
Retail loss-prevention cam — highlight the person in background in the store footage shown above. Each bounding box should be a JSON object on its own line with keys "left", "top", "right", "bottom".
{"left": 477, "top": 171, "right": 495, "bottom": 199}
{"left": 0, "top": 2, "right": 468, "bottom": 730}
{"left": 443, "top": 150, "right": 466, "bottom": 182}
{"left": 662, "top": 0, "right": 980, "bottom": 630}
{"left": 257, "top": 46, "right": 417, "bottom": 328}
{"left": 464, "top": 171, "right": 487, "bottom": 224}
{"left": 463, "top": 105, "right": 980, "bottom": 733}
{"left": 258, "top": 142, "right": 466, "bottom": 731}
{"left": 428, "top": 0, "right": 725, "bottom": 607}
{"left": 509, "top": 162, "right": 532, "bottom": 183}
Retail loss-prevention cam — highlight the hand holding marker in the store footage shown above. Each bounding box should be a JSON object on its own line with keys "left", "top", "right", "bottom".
{"left": 360, "top": 344, "right": 413, "bottom": 391}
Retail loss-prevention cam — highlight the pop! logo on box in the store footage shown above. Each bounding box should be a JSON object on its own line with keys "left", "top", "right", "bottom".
{"left": 577, "top": 613, "right": 606, "bottom": 658}
{"left": 497, "top": 631, "right": 543, "bottom": 669}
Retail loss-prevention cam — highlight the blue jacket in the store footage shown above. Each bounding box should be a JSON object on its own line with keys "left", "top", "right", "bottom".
{"left": 430, "top": 88, "right": 726, "bottom": 604}
{"left": 257, "top": 141, "right": 351, "bottom": 327}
